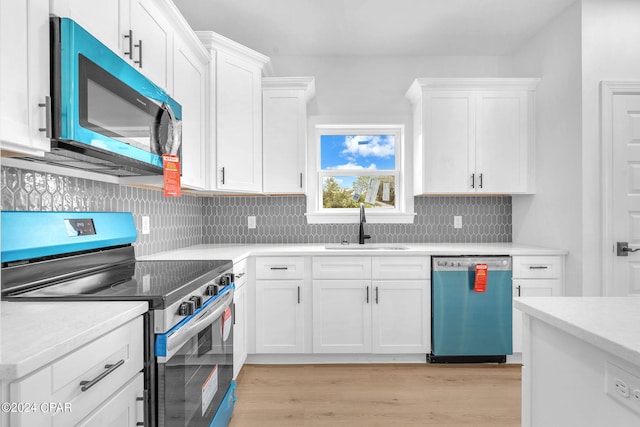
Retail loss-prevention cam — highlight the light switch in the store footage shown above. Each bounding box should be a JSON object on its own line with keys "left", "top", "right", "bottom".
{"left": 454, "top": 216, "right": 462, "bottom": 229}
{"left": 248, "top": 216, "right": 256, "bottom": 229}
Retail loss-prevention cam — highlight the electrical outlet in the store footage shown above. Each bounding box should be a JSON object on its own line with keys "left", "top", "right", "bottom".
{"left": 454, "top": 216, "right": 462, "bottom": 229}
{"left": 606, "top": 360, "right": 640, "bottom": 413}
{"left": 248, "top": 216, "right": 256, "bottom": 229}
{"left": 142, "top": 216, "right": 150, "bottom": 235}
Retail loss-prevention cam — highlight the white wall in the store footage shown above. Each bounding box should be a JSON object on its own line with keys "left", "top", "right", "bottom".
{"left": 512, "top": 2, "right": 583, "bottom": 295}
{"left": 580, "top": 0, "right": 640, "bottom": 295}
{"left": 270, "top": 55, "right": 514, "bottom": 117}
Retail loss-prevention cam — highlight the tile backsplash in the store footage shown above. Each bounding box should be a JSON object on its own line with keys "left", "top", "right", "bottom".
{"left": 1, "top": 166, "right": 511, "bottom": 257}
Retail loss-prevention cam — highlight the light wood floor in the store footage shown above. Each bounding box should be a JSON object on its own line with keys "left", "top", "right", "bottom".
{"left": 229, "top": 363, "right": 521, "bottom": 426}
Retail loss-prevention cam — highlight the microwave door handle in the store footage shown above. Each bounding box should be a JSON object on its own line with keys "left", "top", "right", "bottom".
{"left": 164, "top": 290, "right": 233, "bottom": 359}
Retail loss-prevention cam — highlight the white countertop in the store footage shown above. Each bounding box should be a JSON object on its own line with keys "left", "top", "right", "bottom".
{"left": 0, "top": 301, "right": 148, "bottom": 382}
{"left": 514, "top": 297, "right": 640, "bottom": 367}
{"left": 139, "top": 242, "right": 568, "bottom": 263}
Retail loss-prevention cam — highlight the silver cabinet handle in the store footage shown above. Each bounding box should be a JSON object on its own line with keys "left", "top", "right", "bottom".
{"left": 375, "top": 286, "right": 379, "bottom": 304}
{"left": 80, "top": 359, "right": 125, "bottom": 392}
{"left": 297, "top": 286, "right": 301, "bottom": 304}
{"left": 300, "top": 172, "right": 303, "bottom": 189}
{"left": 529, "top": 266, "right": 549, "bottom": 270}
{"left": 221, "top": 167, "right": 225, "bottom": 184}
{"left": 134, "top": 39, "right": 143, "bottom": 67}
{"left": 516, "top": 285, "right": 521, "bottom": 297}
{"left": 270, "top": 267, "right": 288, "bottom": 270}
{"left": 123, "top": 30, "right": 133, "bottom": 59}
{"left": 366, "top": 286, "right": 369, "bottom": 304}
{"left": 38, "top": 96, "right": 51, "bottom": 138}
{"left": 479, "top": 173, "right": 483, "bottom": 189}
{"left": 471, "top": 173, "right": 475, "bottom": 189}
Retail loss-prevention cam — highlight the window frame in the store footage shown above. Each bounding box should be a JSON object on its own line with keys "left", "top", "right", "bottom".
{"left": 306, "top": 122, "right": 415, "bottom": 224}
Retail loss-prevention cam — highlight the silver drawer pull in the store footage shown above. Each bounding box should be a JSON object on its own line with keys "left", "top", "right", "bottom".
{"left": 529, "top": 266, "right": 549, "bottom": 270}
{"left": 270, "top": 267, "right": 288, "bottom": 270}
{"left": 79, "top": 359, "right": 125, "bottom": 392}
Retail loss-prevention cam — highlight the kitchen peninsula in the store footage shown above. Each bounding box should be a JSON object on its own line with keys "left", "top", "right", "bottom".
{"left": 515, "top": 297, "right": 640, "bottom": 427}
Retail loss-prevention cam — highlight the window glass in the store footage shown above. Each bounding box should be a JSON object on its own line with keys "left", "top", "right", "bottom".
{"left": 320, "top": 135, "right": 395, "bottom": 170}
{"left": 319, "top": 133, "right": 398, "bottom": 210}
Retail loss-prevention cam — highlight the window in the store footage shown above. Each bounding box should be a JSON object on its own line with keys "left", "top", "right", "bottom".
{"left": 320, "top": 133, "right": 398, "bottom": 210}
{"left": 306, "top": 124, "right": 414, "bottom": 224}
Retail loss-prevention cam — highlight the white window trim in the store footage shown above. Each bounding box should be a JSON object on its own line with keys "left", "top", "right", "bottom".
{"left": 305, "top": 120, "right": 415, "bottom": 224}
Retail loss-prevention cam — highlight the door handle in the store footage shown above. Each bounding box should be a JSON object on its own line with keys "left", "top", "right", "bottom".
{"left": 617, "top": 242, "right": 640, "bottom": 256}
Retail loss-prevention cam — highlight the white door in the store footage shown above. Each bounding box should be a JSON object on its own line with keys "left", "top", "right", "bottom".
{"left": 255, "top": 280, "right": 304, "bottom": 353}
{"left": 371, "top": 280, "right": 429, "bottom": 353}
{"left": 312, "top": 280, "right": 371, "bottom": 353}
{"left": 173, "top": 36, "right": 206, "bottom": 190}
{"left": 475, "top": 90, "right": 528, "bottom": 193}
{"left": 611, "top": 90, "right": 640, "bottom": 296}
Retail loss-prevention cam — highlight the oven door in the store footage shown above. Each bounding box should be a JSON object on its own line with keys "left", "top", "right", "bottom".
{"left": 156, "top": 290, "right": 234, "bottom": 427}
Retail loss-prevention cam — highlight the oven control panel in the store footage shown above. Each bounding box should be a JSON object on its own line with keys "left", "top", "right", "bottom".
{"left": 154, "top": 268, "right": 234, "bottom": 334}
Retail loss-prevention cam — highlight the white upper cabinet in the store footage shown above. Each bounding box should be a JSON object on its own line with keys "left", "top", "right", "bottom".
{"left": 50, "top": 0, "right": 124, "bottom": 55}
{"left": 51, "top": 0, "right": 173, "bottom": 92}
{"left": 0, "top": 0, "right": 51, "bottom": 156}
{"left": 198, "top": 32, "right": 270, "bottom": 193}
{"left": 406, "top": 78, "right": 539, "bottom": 195}
{"left": 262, "top": 77, "right": 315, "bottom": 194}
{"left": 127, "top": 0, "right": 172, "bottom": 91}
{"left": 172, "top": 29, "right": 209, "bottom": 190}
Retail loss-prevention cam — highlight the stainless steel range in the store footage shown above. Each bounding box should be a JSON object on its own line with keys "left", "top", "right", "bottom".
{"left": 1, "top": 211, "right": 236, "bottom": 427}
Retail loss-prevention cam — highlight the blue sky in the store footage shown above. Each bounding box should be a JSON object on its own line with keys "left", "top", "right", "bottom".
{"left": 320, "top": 135, "right": 395, "bottom": 170}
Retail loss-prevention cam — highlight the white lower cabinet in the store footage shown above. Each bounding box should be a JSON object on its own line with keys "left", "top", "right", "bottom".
{"left": 254, "top": 257, "right": 306, "bottom": 353}
{"left": 255, "top": 280, "right": 305, "bottom": 353}
{"left": 76, "top": 373, "right": 144, "bottom": 427}
{"left": 312, "top": 280, "right": 372, "bottom": 353}
{"left": 312, "top": 256, "right": 430, "bottom": 354}
{"left": 8, "top": 317, "right": 144, "bottom": 427}
{"left": 372, "top": 280, "right": 430, "bottom": 353}
{"left": 233, "top": 258, "right": 248, "bottom": 378}
{"left": 512, "top": 256, "right": 564, "bottom": 353}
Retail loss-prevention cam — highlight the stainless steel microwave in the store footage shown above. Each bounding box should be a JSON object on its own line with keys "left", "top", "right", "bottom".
{"left": 45, "top": 17, "right": 182, "bottom": 176}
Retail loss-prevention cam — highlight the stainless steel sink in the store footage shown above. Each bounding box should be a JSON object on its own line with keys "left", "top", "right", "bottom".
{"left": 324, "top": 244, "right": 409, "bottom": 251}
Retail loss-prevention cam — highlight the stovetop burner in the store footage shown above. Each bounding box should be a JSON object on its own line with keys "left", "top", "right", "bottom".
{"left": 4, "top": 258, "right": 232, "bottom": 309}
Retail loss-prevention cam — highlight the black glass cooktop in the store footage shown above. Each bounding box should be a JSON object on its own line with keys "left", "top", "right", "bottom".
{"left": 3, "top": 259, "right": 232, "bottom": 309}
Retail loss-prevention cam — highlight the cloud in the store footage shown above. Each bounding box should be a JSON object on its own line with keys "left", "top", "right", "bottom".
{"left": 329, "top": 162, "right": 377, "bottom": 170}
{"left": 342, "top": 135, "right": 394, "bottom": 158}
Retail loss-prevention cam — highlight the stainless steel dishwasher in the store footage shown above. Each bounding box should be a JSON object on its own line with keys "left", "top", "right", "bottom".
{"left": 429, "top": 256, "right": 512, "bottom": 363}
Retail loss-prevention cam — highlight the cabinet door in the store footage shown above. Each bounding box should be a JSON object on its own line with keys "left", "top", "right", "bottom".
{"left": 129, "top": 0, "right": 171, "bottom": 90}
{"left": 423, "top": 91, "right": 475, "bottom": 193}
{"left": 475, "top": 90, "right": 528, "bottom": 193}
{"left": 512, "top": 279, "right": 562, "bottom": 353}
{"left": 76, "top": 373, "right": 144, "bottom": 427}
{"left": 371, "top": 280, "right": 430, "bottom": 353}
{"left": 262, "top": 89, "right": 306, "bottom": 193}
{"left": 255, "top": 280, "right": 304, "bottom": 353}
{"left": 216, "top": 51, "right": 263, "bottom": 192}
{"left": 312, "top": 280, "right": 371, "bottom": 353}
{"left": 173, "top": 35, "right": 207, "bottom": 189}
{"left": 0, "top": 0, "right": 51, "bottom": 155}
{"left": 50, "top": 0, "right": 123, "bottom": 54}
{"left": 233, "top": 282, "right": 247, "bottom": 378}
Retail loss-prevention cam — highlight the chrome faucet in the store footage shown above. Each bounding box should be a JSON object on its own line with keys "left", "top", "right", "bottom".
{"left": 358, "top": 203, "right": 371, "bottom": 245}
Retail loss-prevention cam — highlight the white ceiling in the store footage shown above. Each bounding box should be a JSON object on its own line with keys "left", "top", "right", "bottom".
{"left": 173, "top": 0, "right": 577, "bottom": 57}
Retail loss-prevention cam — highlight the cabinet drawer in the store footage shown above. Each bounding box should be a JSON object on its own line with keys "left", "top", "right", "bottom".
{"left": 255, "top": 257, "right": 304, "bottom": 279}
{"left": 234, "top": 258, "right": 248, "bottom": 286}
{"left": 312, "top": 257, "right": 371, "bottom": 279}
{"left": 10, "top": 317, "right": 143, "bottom": 427}
{"left": 372, "top": 257, "right": 430, "bottom": 279}
{"left": 513, "top": 256, "right": 563, "bottom": 279}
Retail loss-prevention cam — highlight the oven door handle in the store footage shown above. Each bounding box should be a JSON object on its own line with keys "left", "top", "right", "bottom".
{"left": 164, "top": 290, "right": 233, "bottom": 359}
